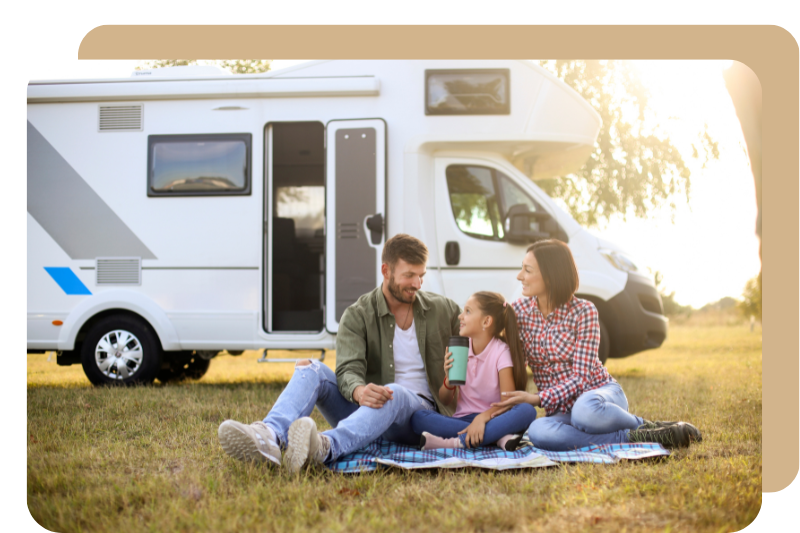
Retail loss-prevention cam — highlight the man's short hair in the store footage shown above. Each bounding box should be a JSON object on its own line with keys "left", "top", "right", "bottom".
{"left": 382, "top": 234, "right": 428, "bottom": 270}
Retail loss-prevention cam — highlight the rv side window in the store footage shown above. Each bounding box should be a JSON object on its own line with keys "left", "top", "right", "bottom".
{"left": 147, "top": 133, "right": 252, "bottom": 197}
{"left": 446, "top": 164, "right": 566, "bottom": 242}
{"left": 425, "top": 69, "right": 510, "bottom": 115}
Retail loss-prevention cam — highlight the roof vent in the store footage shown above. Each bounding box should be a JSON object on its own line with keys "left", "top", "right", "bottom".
{"left": 99, "top": 104, "right": 143, "bottom": 132}
{"left": 96, "top": 257, "right": 141, "bottom": 285}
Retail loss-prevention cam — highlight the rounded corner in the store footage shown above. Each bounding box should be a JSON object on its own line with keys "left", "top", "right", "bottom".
{"left": 25, "top": 503, "right": 59, "bottom": 533}
{"left": 78, "top": 25, "right": 113, "bottom": 59}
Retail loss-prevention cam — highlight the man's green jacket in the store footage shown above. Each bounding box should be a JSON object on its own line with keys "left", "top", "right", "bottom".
{"left": 335, "top": 286, "right": 461, "bottom": 417}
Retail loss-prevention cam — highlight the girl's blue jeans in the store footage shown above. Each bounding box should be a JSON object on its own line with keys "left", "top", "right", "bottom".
{"left": 526, "top": 381, "right": 644, "bottom": 451}
{"left": 410, "top": 403, "right": 537, "bottom": 447}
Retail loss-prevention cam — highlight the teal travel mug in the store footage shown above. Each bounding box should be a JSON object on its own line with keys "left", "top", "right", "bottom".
{"left": 447, "top": 336, "right": 470, "bottom": 386}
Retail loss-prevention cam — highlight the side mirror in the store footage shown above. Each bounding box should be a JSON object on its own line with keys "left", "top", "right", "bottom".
{"left": 504, "top": 204, "right": 552, "bottom": 244}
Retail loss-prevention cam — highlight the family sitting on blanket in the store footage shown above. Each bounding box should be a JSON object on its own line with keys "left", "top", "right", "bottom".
{"left": 218, "top": 234, "right": 701, "bottom": 473}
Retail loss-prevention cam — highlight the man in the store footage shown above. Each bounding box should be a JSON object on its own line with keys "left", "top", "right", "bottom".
{"left": 218, "top": 234, "right": 461, "bottom": 473}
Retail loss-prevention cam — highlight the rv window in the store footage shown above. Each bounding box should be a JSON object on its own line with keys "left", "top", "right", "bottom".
{"left": 446, "top": 166, "right": 505, "bottom": 241}
{"left": 426, "top": 69, "right": 510, "bottom": 115}
{"left": 147, "top": 133, "right": 251, "bottom": 196}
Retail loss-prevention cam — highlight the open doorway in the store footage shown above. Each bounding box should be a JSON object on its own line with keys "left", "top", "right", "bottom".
{"left": 269, "top": 122, "right": 325, "bottom": 332}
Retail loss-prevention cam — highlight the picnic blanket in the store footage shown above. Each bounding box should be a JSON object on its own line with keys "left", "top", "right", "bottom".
{"left": 328, "top": 436, "right": 670, "bottom": 473}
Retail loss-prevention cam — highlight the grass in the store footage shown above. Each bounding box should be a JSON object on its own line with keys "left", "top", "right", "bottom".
{"left": 27, "top": 317, "right": 762, "bottom": 533}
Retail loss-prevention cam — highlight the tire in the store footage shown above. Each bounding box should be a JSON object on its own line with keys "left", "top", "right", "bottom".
{"left": 81, "top": 315, "right": 162, "bottom": 386}
{"left": 157, "top": 351, "right": 211, "bottom": 383}
{"left": 598, "top": 320, "right": 610, "bottom": 365}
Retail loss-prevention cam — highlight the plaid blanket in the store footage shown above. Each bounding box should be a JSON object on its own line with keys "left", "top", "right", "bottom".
{"left": 328, "top": 437, "right": 670, "bottom": 473}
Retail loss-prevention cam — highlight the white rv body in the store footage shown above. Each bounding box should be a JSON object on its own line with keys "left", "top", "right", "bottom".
{"left": 27, "top": 60, "right": 667, "bottom": 383}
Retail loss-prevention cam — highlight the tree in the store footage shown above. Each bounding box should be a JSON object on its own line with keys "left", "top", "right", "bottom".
{"left": 535, "top": 60, "right": 719, "bottom": 227}
{"left": 136, "top": 60, "right": 272, "bottom": 74}
{"left": 738, "top": 273, "right": 762, "bottom": 322}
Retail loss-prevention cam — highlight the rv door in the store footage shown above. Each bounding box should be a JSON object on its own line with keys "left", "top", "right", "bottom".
{"left": 325, "top": 119, "right": 386, "bottom": 333}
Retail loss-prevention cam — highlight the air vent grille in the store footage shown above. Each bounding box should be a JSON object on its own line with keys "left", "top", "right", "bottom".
{"left": 96, "top": 257, "right": 142, "bottom": 285}
{"left": 98, "top": 104, "right": 143, "bottom": 132}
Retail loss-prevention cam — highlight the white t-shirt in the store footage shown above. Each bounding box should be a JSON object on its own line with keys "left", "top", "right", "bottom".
{"left": 392, "top": 319, "right": 434, "bottom": 403}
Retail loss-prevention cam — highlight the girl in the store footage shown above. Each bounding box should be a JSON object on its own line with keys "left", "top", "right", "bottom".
{"left": 491, "top": 239, "right": 702, "bottom": 450}
{"left": 410, "top": 291, "right": 537, "bottom": 450}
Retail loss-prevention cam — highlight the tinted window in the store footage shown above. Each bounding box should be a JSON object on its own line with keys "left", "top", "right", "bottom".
{"left": 148, "top": 133, "right": 251, "bottom": 196}
{"left": 426, "top": 69, "right": 510, "bottom": 115}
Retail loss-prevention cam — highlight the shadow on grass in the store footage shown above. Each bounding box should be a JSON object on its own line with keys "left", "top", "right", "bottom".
{"left": 27, "top": 379, "right": 293, "bottom": 391}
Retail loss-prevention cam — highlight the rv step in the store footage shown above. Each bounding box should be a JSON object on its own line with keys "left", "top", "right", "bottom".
{"left": 257, "top": 349, "right": 326, "bottom": 364}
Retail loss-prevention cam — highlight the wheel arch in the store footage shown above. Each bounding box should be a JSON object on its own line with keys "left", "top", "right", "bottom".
{"left": 57, "top": 290, "right": 180, "bottom": 351}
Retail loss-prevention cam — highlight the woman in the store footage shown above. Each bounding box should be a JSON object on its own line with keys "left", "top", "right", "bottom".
{"left": 491, "top": 239, "right": 702, "bottom": 450}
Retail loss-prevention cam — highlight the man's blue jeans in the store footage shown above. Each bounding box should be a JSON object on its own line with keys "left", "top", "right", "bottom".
{"left": 526, "top": 381, "right": 644, "bottom": 451}
{"left": 262, "top": 360, "right": 434, "bottom": 462}
{"left": 410, "top": 403, "right": 537, "bottom": 447}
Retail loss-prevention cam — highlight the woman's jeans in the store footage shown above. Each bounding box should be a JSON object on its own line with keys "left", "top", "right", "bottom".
{"left": 262, "top": 360, "right": 434, "bottom": 462}
{"left": 411, "top": 403, "right": 537, "bottom": 447}
{"left": 526, "top": 382, "right": 644, "bottom": 451}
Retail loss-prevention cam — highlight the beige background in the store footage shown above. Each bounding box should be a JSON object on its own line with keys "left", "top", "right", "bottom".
{"left": 77, "top": 25, "right": 796, "bottom": 492}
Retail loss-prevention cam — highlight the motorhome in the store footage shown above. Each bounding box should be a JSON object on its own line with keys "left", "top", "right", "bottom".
{"left": 27, "top": 60, "right": 668, "bottom": 385}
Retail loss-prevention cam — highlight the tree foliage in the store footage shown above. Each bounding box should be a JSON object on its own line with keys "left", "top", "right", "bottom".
{"left": 535, "top": 60, "right": 719, "bottom": 227}
{"left": 137, "top": 60, "right": 272, "bottom": 74}
{"left": 737, "top": 273, "right": 762, "bottom": 322}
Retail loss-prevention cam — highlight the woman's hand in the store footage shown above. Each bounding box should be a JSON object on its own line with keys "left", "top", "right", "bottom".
{"left": 443, "top": 350, "right": 454, "bottom": 387}
{"left": 490, "top": 391, "right": 540, "bottom": 418}
{"left": 458, "top": 418, "right": 486, "bottom": 448}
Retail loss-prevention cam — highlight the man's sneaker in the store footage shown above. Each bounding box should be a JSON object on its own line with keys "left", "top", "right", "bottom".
{"left": 218, "top": 420, "right": 281, "bottom": 465}
{"left": 641, "top": 420, "right": 702, "bottom": 443}
{"left": 639, "top": 419, "right": 679, "bottom": 429}
{"left": 284, "top": 417, "right": 331, "bottom": 473}
{"left": 628, "top": 421, "right": 703, "bottom": 448}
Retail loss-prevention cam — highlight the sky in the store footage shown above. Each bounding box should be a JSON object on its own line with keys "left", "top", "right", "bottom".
{"left": 25, "top": 59, "right": 761, "bottom": 308}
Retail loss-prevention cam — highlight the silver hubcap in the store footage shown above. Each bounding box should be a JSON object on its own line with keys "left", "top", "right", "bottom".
{"left": 94, "top": 329, "right": 143, "bottom": 380}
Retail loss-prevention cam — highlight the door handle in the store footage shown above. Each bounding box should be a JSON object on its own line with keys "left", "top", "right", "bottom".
{"left": 365, "top": 213, "right": 383, "bottom": 246}
{"left": 445, "top": 241, "right": 460, "bottom": 266}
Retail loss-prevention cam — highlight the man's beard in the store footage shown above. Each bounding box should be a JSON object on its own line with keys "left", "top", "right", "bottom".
{"left": 388, "top": 275, "right": 416, "bottom": 304}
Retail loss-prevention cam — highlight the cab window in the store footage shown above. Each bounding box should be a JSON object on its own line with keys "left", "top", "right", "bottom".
{"left": 446, "top": 166, "right": 504, "bottom": 240}
{"left": 446, "top": 164, "right": 565, "bottom": 242}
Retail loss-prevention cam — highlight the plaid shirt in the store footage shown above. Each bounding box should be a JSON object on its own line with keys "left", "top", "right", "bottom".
{"left": 512, "top": 296, "right": 614, "bottom": 415}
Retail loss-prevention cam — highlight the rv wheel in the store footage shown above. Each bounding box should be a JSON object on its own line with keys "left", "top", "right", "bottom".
{"left": 598, "top": 320, "right": 610, "bottom": 365}
{"left": 81, "top": 315, "right": 162, "bottom": 386}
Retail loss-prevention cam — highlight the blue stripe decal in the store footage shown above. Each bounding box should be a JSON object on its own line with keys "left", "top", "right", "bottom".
{"left": 44, "top": 267, "right": 92, "bottom": 295}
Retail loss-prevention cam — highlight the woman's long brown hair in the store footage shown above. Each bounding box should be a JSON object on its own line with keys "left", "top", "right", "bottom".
{"left": 472, "top": 291, "right": 527, "bottom": 391}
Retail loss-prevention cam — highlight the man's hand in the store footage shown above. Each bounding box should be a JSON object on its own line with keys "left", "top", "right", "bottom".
{"left": 354, "top": 384, "right": 394, "bottom": 408}
{"left": 490, "top": 391, "right": 539, "bottom": 417}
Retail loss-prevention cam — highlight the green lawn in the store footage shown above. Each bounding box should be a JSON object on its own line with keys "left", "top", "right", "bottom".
{"left": 27, "top": 318, "right": 762, "bottom": 533}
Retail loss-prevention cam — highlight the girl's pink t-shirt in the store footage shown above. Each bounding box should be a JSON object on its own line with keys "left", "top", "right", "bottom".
{"left": 452, "top": 337, "right": 514, "bottom": 418}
